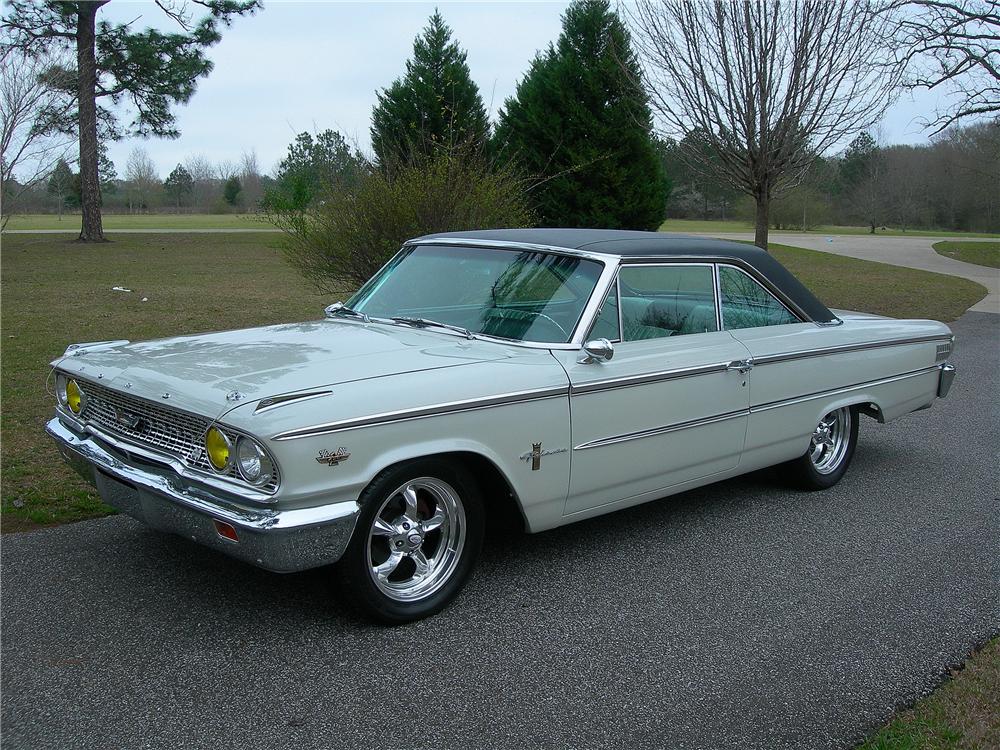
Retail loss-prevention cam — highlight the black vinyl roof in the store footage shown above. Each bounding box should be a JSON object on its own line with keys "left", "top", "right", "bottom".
{"left": 414, "top": 229, "right": 836, "bottom": 323}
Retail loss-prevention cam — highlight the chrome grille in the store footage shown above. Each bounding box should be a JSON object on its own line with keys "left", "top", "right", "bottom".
{"left": 76, "top": 379, "right": 279, "bottom": 492}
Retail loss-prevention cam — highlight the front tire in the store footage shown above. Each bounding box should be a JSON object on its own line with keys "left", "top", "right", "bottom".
{"left": 339, "top": 459, "right": 484, "bottom": 624}
{"left": 784, "top": 405, "right": 859, "bottom": 490}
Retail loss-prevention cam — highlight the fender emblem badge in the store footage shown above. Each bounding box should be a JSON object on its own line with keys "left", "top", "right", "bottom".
{"left": 519, "top": 442, "right": 567, "bottom": 471}
{"left": 317, "top": 448, "right": 351, "bottom": 466}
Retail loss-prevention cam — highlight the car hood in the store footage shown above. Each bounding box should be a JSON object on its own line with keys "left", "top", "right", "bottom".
{"left": 53, "top": 319, "right": 518, "bottom": 419}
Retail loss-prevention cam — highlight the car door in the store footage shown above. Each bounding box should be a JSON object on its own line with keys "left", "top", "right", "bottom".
{"left": 553, "top": 262, "right": 753, "bottom": 516}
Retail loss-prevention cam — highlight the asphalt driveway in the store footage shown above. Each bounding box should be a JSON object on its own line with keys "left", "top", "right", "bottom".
{"left": 2, "top": 311, "right": 997, "bottom": 750}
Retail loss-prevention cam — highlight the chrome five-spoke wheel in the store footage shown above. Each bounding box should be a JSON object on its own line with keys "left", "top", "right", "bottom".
{"left": 340, "top": 459, "right": 484, "bottom": 624}
{"left": 786, "top": 404, "right": 859, "bottom": 489}
{"left": 808, "top": 407, "right": 852, "bottom": 475}
{"left": 367, "top": 478, "right": 466, "bottom": 602}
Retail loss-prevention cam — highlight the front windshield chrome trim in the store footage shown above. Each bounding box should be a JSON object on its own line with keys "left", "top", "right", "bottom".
{"left": 346, "top": 239, "right": 618, "bottom": 350}
{"left": 271, "top": 385, "right": 570, "bottom": 441}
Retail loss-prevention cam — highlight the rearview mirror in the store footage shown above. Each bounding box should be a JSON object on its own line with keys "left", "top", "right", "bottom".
{"left": 578, "top": 338, "right": 615, "bottom": 364}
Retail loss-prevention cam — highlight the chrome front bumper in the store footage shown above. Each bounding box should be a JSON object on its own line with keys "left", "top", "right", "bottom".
{"left": 938, "top": 362, "right": 956, "bottom": 398}
{"left": 46, "top": 417, "right": 360, "bottom": 573}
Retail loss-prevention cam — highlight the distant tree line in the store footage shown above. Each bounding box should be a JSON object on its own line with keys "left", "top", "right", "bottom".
{"left": 663, "top": 122, "right": 1000, "bottom": 234}
{"left": 9, "top": 145, "right": 269, "bottom": 216}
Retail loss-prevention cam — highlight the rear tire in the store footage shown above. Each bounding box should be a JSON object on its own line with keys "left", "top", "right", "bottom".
{"left": 784, "top": 405, "right": 859, "bottom": 490}
{"left": 338, "top": 458, "right": 484, "bottom": 624}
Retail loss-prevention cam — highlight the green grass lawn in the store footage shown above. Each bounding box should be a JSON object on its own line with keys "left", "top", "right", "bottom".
{"left": 4, "top": 212, "right": 277, "bottom": 231}
{"left": 0, "top": 233, "right": 985, "bottom": 530}
{"left": 1, "top": 232, "right": 331, "bottom": 531}
{"left": 933, "top": 241, "right": 1000, "bottom": 269}
{"left": 768, "top": 243, "right": 986, "bottom": 320}
{"left": 660, "top": 218, "right": 1000, "bottom": 239}
{"left": 857, "top": 637, "right": 999, "bottom": 750}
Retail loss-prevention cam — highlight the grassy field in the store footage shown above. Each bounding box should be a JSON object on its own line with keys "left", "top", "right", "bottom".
{"left": 857, "top": 637, "right": 999, "bottom": 750}
{"left": 0, "top": 232, "right": 986, "bottom": 531}
{"left": 4, "top": 213, "right": 276, "bottom": 231}
{"left": 0, "top": 232, "right": 331, "bottom": 530}
{"left": 661, "top": 218, "right": 1000, "bottom": 239}
{"left": 933, "top": 241, "right": 1000, "bottom": 269}
{"left": 768, "top": 243, "right": 985, "bottom": 320}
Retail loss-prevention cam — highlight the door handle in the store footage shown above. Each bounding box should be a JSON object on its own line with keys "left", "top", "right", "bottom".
{"left": 726, "top": 358, "right": 754, "bottom": 374}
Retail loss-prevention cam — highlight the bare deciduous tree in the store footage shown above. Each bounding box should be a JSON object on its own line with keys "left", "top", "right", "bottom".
{"left": 893, "top": 0, "right": 1000, "bottom": 134}
{"left": 627, "top": 0, "right": 903, "bottom": 248}
{"left": 124, "top": 146, "right": 158, "bottom": 213}
{"left": 184, "top": 153, "right": 215, "bottom": 210}
{"left": 239, "top": 148, "right": 263, "bottom": 210}
{"left": 0, "top": 45, "right": 74, "bottom": 228}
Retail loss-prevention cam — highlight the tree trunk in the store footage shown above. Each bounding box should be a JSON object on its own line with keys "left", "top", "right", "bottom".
{"left": 753, "top": 192, "right": 770, "bottom": 250}
{"left": 76, "top": 2, "right": 107, "bottom": 242}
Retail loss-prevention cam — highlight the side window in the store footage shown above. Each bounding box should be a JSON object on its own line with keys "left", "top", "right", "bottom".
{"left": 617, "top": 265, "right": 718, "bottom": 341}
{"left": 588, "top": 282, "right": 622, "bottom": 341}
{"left": 718, "top": 266, "right": 800, "bottom": 329}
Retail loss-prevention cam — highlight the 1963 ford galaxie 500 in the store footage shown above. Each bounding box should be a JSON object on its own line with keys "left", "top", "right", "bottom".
{"left": 47, "top": 229, "right": 956, "bottom": 622}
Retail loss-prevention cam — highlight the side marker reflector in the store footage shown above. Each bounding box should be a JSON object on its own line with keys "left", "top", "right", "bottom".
{"left": 213, "top": 520, "right": 239, "bottom": 543}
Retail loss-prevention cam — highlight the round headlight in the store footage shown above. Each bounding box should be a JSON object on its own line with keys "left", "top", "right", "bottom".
{"left": 56, "top": 373, "right": 69, "bottom": 406}
{"left": 235, "top": 437, "right": 274, "bottom": 485}
{"left": 66, "top": 379, "right": 85, "bottom": 414}
{"left": 204, "top": 426, "right": 233, "bottom": 471}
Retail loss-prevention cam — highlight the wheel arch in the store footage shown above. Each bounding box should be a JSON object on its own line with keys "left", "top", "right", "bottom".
{"left": 360, "top": 450, "right": 527, "bottom": 535}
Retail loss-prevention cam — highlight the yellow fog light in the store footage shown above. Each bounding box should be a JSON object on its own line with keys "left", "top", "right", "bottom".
{"left": 205, "top": 426, "right": 233, "bottom": 471}
{"left": 66, "top": 379, "right": 85, "bottom": 414}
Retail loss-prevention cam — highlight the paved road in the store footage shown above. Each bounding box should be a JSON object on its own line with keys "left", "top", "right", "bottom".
{"left": 695, "top": 232, "right": 999, "bottom": 314}
{"left": 2, "top": 312, "right": 998, "bottom": 750}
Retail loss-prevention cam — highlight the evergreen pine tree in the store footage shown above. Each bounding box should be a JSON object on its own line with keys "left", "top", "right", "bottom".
{"left": 494, "top": 0, "right": 668, "bottom": 230}
{"left": 371, "top": 10, "right": 489, "bottom": 168}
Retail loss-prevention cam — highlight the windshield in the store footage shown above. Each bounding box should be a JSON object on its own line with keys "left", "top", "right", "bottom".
{"left": 348, "top": 244, "right": 605, "bottom": 344}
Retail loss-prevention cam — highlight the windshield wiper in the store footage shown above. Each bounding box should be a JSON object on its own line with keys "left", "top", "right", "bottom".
{"left": 324, "top": 302, "right": 370, "bottom": 323}
{"left": 390, "top": 316, "right": 476, "bottom": 340}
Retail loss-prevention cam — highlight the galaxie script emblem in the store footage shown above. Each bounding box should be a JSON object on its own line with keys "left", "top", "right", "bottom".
{"left": 316, "top": 447, "right": 351, "bottom": 466}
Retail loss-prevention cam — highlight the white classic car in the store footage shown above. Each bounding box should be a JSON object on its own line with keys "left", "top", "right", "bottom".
{"left": 47, "top": 229, "right": 956, "bottom": 622}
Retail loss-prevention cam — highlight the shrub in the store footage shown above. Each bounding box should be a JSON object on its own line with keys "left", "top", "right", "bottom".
{"left": 270, "top": 148, "right": 536, "bottom": 293}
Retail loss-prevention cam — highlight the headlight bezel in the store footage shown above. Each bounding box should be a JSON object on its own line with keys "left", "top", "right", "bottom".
{"left": 235, "top": 435, "right": 275, "bottom": 486}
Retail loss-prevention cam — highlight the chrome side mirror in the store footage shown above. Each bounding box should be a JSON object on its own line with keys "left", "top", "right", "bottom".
{"left": 578, "top": 338, "right": 615, "bottom": 364}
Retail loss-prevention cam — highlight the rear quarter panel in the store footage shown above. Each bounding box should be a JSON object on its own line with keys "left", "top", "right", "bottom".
{"left": 732, "top": 318, "right": 952, "bottom": 470}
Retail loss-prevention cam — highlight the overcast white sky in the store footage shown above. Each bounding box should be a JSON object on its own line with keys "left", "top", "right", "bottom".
{"left": 98, "top": 0, "right": 948, "bottom": 179}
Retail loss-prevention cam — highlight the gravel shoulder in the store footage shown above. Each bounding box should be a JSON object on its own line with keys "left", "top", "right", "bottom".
{"left": 2, "top": 311, "right": 997, "bottom": 750}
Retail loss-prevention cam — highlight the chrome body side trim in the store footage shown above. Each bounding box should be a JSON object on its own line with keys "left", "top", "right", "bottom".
{"left": 571, "top": 362, "right": 731, "bottom": 395}
{"left": 46, "top": 417, "right": 359, "bottom": 573}
{"left": 271, "top": 385, "right": 570, "bottom": 441}
{"left": 751, "top": 335, "right": 954, "bottom": 366}
{"left": 575, "top": 364, "right": 947, "bottom": 451}
{"left": 574, "top": 409, "right": 747, "bottom": 451}
{"left": 749, "top": 365, "right": 941, "bottom": 413}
